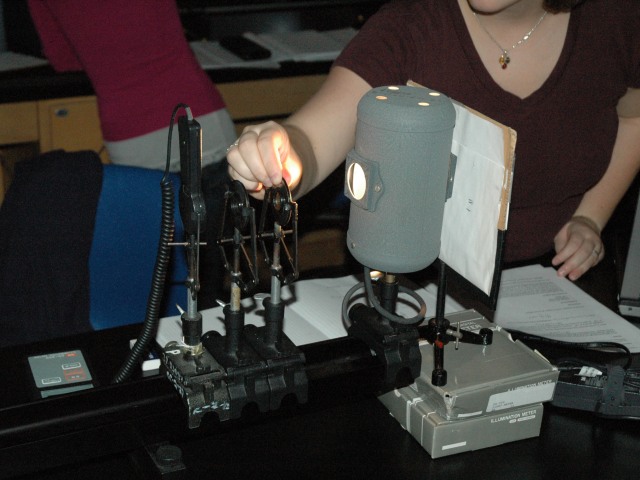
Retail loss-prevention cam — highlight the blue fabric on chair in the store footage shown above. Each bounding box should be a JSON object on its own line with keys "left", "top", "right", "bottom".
{"left": 89, "top": 164, "right": 187, "bottom": 330}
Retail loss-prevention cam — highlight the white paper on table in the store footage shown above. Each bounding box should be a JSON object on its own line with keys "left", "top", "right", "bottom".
{"left": 157, "top": 275, "right": 464, "bottom": 348}
{"left": 493, "top": 265, "right": 640, "bottom": 352}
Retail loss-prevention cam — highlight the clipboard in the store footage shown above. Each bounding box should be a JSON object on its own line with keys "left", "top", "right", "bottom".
{"left": 408, "top": 81, "right": 517, "bottom": 309}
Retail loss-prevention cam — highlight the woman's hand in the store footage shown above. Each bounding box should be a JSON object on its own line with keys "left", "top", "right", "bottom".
{"left": 226, "top": 121, "right": 301, "bottom": 199}
{"left": 552, "top": 216, "right": 604, "bottom": 281}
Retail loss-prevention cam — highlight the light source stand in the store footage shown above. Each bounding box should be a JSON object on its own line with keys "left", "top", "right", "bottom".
{"left": 424, "top": 260, "right": 494, "bottom": 387}
{"left": 345, "top": 271, "right": 423, "bottom": 389}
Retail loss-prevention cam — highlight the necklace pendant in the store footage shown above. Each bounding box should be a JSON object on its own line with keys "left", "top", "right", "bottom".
{"left": 473, "top": 10, "right": 547, "bottom": 72}
{"left": 499, "top": 51, "right": 510, "bottom": 69}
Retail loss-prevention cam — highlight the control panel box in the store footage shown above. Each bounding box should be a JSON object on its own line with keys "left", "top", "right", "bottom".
{"left": 28, "top": 349, "right": 94, "bottom": 398}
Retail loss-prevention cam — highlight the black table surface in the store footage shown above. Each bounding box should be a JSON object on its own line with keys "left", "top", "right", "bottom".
{"left": 44, "top": 396, "right": 636, "bottom": 480}
{"left": 4, "top": 375, "right": 639, "bottom": 480}
{"left": 2, "top": 258, "right": 639, "bottom": 479}
{"left": 153, "top": 397, "right": 640, "bottom": 480}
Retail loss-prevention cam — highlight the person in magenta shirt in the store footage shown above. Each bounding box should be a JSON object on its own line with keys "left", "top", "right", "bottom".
{"left": 28, "top": 0, "right": 236, "bottom": 172}
{"left": 28, "top": 0, "right": 239, "bottom": 306}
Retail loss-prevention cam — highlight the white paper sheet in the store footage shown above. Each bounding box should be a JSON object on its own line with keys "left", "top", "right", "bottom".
{"left": 0, "top": 51, "right": 48, "bottom": 72}
{"left": 438, "top": 102, "right": 510, "bottom": 296}
{"left": 189, "top": 41, "right": 281, "bottom": 70}
{"left": 493, "top": 265, "right": 640, "bottom": 352}
{"left": 157, "top": 275, "right": 464, "bottom": 348}
{"left": 244, "top": 28, "right": 357, "bottom": 63}
{"left": 189, "top": 28, "right": 357, "bottom": 70}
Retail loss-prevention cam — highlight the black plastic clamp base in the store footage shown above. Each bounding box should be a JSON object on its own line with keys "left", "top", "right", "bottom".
{"left": 201, "top": 328, "right": 272, "bottom": 419}
{"left": 347, "top": 303, "right": 421, "bottom": 389}
{"left": 162, "top": 343, "right": 231, "bottom": 429}
{"left": 244, "top": 322, "right": 308, "bottom": 410}
{"left": 197, "top": 300, "right": 307, "bottom": 421}
{"left": 164, "top": 299, "right": 309, "bottom": 429}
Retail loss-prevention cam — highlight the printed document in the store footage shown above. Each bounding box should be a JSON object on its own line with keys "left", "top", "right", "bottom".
{"left": 493, "top": 265, "right": 640, "bottom": 352}
{"left": 157, "top": 267, "right": 640, "bottom": 353}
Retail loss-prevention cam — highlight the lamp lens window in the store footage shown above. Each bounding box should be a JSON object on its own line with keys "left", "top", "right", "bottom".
{"left": 347, "top": 162, "right": 367, "bottom": 200}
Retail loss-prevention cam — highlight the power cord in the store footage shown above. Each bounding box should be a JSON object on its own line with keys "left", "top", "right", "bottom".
{"left": 506, "top": 328, "right": 640, "bottom": 419}
{"left": 112, "top": 104, "right": 190, "bottom": 383}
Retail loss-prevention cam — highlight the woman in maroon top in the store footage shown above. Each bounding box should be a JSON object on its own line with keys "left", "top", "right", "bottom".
{"left": 228, "top": 0, "right": 640, "bottom": 281}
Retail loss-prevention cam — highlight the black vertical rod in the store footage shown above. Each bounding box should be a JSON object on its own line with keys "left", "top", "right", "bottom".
{"left": 431, "top": 260, "right": 448, "bottom": 386}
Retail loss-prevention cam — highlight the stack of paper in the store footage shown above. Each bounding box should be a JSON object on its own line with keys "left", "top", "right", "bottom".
{"left": 493, "top": 265, "right": 640, "bottom": 352}
{"left": 190, "top": 28, "right": 357, "bottom": 70}
{"left": 0, "top": 51, "right": 48, "bottom": 73}
{"left": 189, "top": 40, "right": 280, "bottom": 70}
{"left": 244, "top": 28, "right": 357, "bottom": 63}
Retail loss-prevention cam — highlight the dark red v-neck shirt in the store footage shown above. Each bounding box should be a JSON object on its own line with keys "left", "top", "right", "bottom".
{"left": 335, "top": 0, "right": 640, "bottom": 262}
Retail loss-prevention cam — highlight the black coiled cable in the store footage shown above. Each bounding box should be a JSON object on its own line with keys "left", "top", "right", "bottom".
{"left": 112, "top": 104, "right": 188, "bottom": 383}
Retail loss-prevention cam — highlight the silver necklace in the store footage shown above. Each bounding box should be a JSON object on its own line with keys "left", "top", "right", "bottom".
{"left": 473, "top": 10, "right": 548, "bottom": 69}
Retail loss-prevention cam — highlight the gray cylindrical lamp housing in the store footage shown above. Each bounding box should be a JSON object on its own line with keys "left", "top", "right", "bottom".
{"left": 344, "top": 85, "right": 456, "bottom": 273}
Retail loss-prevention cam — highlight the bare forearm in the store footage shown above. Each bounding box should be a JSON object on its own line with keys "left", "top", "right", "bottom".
{"left": 283, "top": 66, "right": 369, "bottom": 197}
{"left": 552, "top": 114, "right": 640, "bottom": 280}
{"left": 282, "top": 124, "right": 317, "bottom": 198}
{"left": 573, "top": 115, "right": 640, "bottom": 230}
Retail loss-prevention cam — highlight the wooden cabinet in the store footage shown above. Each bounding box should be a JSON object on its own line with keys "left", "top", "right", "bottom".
{"left": 37, "top": 96, "right": 109, "bottom": 163}
{"left": 0, "top": 102, "right": 40, "bottom": 203}
{"left": 0, "top": 102, "right": 39, "bottom": 145}
{"left": 0, "top": 96, "right": 109, "bottom": 204}
{"left": 218, "top": 75, "right": 326, "bottom": 134}
{"left": 0, "top": 74, "right": 326, "bottom": 205}
{"left": 0, "top": 96, "right": 108, "bottom": 160}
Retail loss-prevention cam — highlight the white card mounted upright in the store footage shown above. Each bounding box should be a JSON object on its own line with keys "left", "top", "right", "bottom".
{"left": 408, "top": 81, "right": 516, "bottom": 306}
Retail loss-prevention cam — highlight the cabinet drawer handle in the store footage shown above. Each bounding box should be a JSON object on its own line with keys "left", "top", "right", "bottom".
{"left": 55, "top": 108, "right": 69, "bottom": 117}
